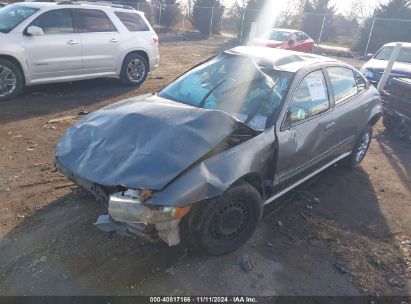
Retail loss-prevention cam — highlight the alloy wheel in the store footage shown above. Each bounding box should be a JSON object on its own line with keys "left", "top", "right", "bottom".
{"left": 126, "top": 59, "right": 146, "bottom": 84}
{"left": 355, "top": 131, "right": 371, "bottom": 163}
{"left": 0, "top": 65, "right": 17, "bottom": 98}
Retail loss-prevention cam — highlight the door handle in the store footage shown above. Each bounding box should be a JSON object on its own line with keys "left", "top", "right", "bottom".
{"left": 67, "top": 40, "right": 78, "bottom": 45}
{"left": 110, "top": 38, "right": 119, "bottom": 43}
{"left": 324, "top": 121, "right": 336, "bottom": 131}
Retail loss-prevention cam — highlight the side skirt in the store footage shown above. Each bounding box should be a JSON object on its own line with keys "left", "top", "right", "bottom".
{"left": 264, "top": 152, "right": 351, "bottom": 206}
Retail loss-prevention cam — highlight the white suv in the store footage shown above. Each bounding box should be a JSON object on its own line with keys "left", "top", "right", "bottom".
{"left": 0, "top": 1, "right": 159, "bottom": 100}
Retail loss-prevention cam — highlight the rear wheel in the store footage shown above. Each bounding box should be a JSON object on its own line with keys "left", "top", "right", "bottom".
{"left": 186, "top": 182, "right": 263, "bottom": 256}
{"left": 0, "top": 59, "right": 23, "bottom": 101}
{"left": 342, "top": 125, "right": 373, "bottom": 168}
{"left": 120, "top": 53, "right": 148, "bottom": 87}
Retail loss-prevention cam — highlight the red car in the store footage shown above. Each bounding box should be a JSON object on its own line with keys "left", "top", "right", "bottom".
{"left": 253, "top": 28, "right": 315, "bottom": 53}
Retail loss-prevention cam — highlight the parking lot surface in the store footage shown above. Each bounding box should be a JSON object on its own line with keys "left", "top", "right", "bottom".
{"left": 0, "top": 34, "right": 410, "bottom": 296}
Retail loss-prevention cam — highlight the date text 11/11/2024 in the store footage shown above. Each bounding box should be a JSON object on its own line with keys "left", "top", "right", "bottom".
{"left": 149, "top": 296, "right": 258, "bottom": 303}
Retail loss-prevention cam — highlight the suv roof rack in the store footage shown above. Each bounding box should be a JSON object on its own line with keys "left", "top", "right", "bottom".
{"left": 56, "top": 1, "right": 136, "bottom": 10}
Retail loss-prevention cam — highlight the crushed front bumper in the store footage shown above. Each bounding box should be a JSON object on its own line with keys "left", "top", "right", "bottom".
{"left": 55, "top": 160, "right": 186, "bottom": 246}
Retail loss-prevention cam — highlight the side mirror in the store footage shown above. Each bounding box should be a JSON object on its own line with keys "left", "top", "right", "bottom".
{"left": 288, "top": 39, "right": 295, "bottom": 45}
{"left": 366, "top": 53, "right": 374, "bottom": 60}
{"left": 26, "top": 26, "right": 44, "bottom": 36}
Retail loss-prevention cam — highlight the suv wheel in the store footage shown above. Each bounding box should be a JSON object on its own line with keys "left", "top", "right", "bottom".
{"left": 0, "top": 59, "right": 23, "bottom": 101}
{"left": 342, "top": 125, "right": 373, "bottom": 168}
{"left": 185, "top": 182, "right": 263, "bottom": 256}
{"left": 120, "top": 53, "right": 148, "bottom": 87}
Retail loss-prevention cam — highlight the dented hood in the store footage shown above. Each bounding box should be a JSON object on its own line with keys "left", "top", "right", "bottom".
{"left": 56, "top": 94, "right": 248, "bottom": 190}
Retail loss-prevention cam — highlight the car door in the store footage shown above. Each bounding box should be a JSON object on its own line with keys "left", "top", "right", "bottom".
{"left": 274, "top": 68, "right": 339, "bottom": 186}
{"left": 23, "top": 9, "right": 82, "bottom": 81}
{"left": 72, "top": 9, "right": 121, "bottom": 74}
{"left": 324, "top": 66, "right": 372, "bottom": 154}
{"left": 299, "top": 32, "right": 314, "bottom": 53}
{"left": 288, "top": 33, "right": 300, "bottom": 51}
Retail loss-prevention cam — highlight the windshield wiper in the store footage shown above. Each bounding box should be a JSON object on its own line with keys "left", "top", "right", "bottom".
{"left": 198, "top": 79, "right": 226, "bottom": 108}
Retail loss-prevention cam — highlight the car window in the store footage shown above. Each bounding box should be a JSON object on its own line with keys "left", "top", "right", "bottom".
{"left": 354, "top": 70, "right": 367, "bottom": 92}
{"left": 0, "top": 4, "right": 39, "bottom": 33}
{"left": 374, "top": 46, "right": 411, "bottom": 64}
{"left": 72, "top": 9, "right": 115, "bottom": 33}
{"left": 115, "top": 11, "right": 149, "bottom": 31}
{"left": 327, "top": 67, "right": 358, "bottom": 104}
{"left": 287, "top": 70, "right": 329, "bottom": 124}
{"left": 159, "top": 54, "right": 294, "bottom": 131}
{"left": 299, "top": 32, "right": 309, "bottom": 40}
{"left": 30, "top": 9, "right": 73, "bottom": 34}
{"left": 267, "top": 30, "right": 290, "bottom": 42}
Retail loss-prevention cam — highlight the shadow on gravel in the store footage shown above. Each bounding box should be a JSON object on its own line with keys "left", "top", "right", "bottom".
{"left": 376, "top": 130, "right": 411, "bottom": 194}
{"left": 0, "top": 164, "right": 408, "bottom": 296}
{"left": 0, "top": 78, "right": 137, "bottom": 125}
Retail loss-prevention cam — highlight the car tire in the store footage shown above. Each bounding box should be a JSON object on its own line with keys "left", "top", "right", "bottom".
{"left": 0, "top": 58, "right": 23, "bottom": 101}
{"left": 185, "top": 181, "right": 263, "bottom": 256}
{"left": 120, "top": 53, "right": 148, "bottom": 87}
{"left": 342, "top": 125, "right": 373, "bottom": 168}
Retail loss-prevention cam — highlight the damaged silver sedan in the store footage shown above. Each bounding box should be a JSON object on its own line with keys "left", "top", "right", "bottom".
{"left": 56, "top": 46, "right": 382, "bottom": 256}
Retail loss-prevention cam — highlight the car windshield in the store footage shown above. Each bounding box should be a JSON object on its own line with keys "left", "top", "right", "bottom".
{"left": 374, "top": 46, "right": 411, "bottom": 64}
{"left": 0, "top": 4, "right": 38, "bottom": 33}
{"left": 264, "top": 30, "right": 290, "bottom": 41}
{"left": 159, "top": 54, "right": 294, "bottom": 130}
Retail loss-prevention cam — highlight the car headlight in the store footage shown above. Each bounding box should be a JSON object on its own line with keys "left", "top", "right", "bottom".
{"left": 362, "top": 68, "right": 374, "bottom": 79}
{"left": 108, "top": 191, "right": 191, "bottom": 224}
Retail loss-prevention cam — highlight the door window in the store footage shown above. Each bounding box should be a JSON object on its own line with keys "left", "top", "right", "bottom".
{"left": 327, "top": 67, "right": 358, "bottom": 104}
{"left": 287, "top": 70, "right": 330, "bottom": 124}
{"left": 30, "top": 9, "right": 73, "bottom": 34}
{"left": 354, "top": 70, "right": 367, "bottom": 92}
{"left": 72, "top": 9, "right": 116, "bottom": 33}
{"left": 115, "top": 12, "right": 149, "bottom": 31}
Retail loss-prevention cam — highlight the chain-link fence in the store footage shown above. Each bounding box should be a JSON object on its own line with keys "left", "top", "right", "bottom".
{"left": 125, "top": 2, "right": 411, "bottom": 57}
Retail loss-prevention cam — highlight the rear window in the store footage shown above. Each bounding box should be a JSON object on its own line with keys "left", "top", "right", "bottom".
{"left": 327, "top": 67, "right": 358, "bottom": 104}
{"left": 115, "top": 12, "right": 149, "bottom": 31}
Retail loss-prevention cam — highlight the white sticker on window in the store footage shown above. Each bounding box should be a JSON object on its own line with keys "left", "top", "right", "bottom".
{"left": 306, "top": 78, "right": 327, "bottom": 101}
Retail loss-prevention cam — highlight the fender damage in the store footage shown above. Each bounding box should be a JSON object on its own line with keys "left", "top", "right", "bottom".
{"left": 55, "top": 94, "right": 276, "bottom": 245}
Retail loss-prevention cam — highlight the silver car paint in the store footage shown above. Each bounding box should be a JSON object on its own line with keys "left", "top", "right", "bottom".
{"left": 0, "top": 2, "right": 159, "bottom": 85}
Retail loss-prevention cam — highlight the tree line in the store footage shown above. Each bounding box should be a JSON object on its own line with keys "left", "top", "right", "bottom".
{"left": 131, "top": 0, "right": 411, "bottom": 53}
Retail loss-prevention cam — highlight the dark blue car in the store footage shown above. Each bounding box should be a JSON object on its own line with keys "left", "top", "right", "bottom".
{"left": 361, "top": 42, "right": 411, "bottom": 90}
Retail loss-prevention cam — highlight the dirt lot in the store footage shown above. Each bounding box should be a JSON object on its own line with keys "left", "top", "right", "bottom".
{"left": 0, "top": 34, "right": 410, "bottom": 296}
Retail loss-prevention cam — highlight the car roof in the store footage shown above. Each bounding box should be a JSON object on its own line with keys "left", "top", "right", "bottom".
{"left": 225, "top": 46, "right": 340, "bottom": 73}
{"left": 16, "top": 1, "right": 142, "bottom": 14}
{"left": 271, "top": 28, "right": 301, "bottom": 33}
{"left": 383, "top": 42, "right": 411, "bottom": 48}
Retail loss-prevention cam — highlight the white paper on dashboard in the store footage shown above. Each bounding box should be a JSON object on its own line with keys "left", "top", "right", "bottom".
{"left": 306, "top": 78, "right": 327, "bottom": 101}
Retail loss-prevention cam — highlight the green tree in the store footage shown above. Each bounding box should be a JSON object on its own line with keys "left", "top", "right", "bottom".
{"left": 152, "top": 0, "right": 181, "bottom": 29}
{"left": 301, "top": 0, "right": 336, "bottom": 42}
{"left": 353, "top": 0, "right": 411, "bottom": 53}
{"left": 192, "top": 0, "right": 224, "bottom": 35}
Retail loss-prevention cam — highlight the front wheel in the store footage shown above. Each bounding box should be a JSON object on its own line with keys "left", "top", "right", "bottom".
{"left": 342, "top": 125, "right": 373, "bottom": 168}
{"left": 0, "top": 58, "right": 23, "bottom": 101}
{"left": 186, "top": 182, "right": 263, "bottom": 256}
{"left": 120, "top": 53, "right": 148, "bottom": 87}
